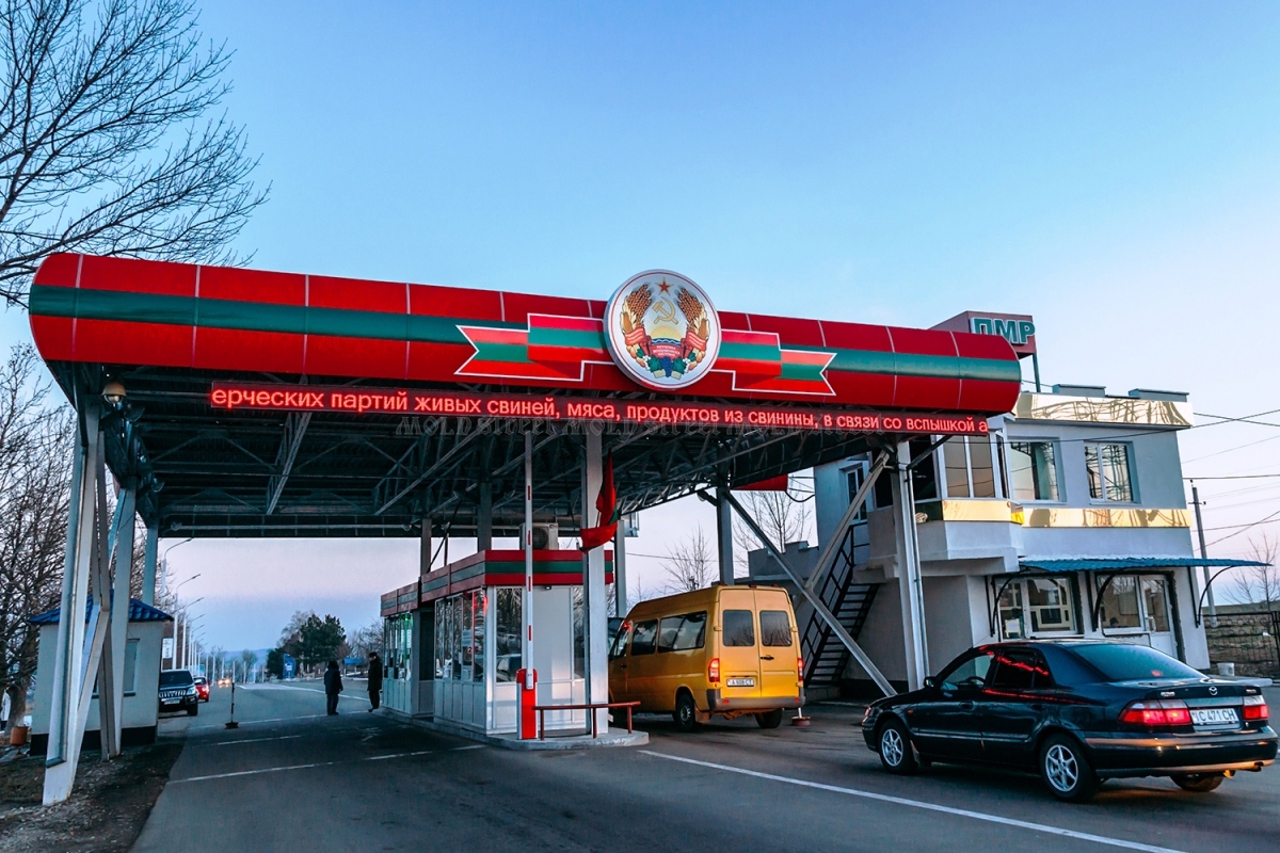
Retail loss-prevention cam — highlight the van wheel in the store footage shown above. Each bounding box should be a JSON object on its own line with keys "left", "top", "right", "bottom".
{"left": 755, "top": 709, "right": 784, "bottom": 729}
{"left": 673, "top": 692, "right": 699, "bottom": 733}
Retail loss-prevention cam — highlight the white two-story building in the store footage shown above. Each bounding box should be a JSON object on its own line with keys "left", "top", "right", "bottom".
{"left": 796, "top": 314, "right": 1249, "bottom": 696}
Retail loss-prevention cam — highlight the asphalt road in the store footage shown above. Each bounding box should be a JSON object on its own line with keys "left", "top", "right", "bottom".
{"left": 132, "top": 683, "right": 1280, "bottom": 853}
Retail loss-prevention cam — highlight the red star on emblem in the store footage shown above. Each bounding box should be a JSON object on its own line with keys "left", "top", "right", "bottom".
{"left": 657, "top": 279, "right": 671, "bottom": 293}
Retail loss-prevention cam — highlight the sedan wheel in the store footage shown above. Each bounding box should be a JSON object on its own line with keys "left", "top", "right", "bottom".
{"left": 1171, "top": 773, "right": 1225, "bottom": 793}
{"left": 878, "top": 720, "right": 917, "bottom": 775}
{"left": 1039, "top": 735, "right": 1099, "bottom": 802}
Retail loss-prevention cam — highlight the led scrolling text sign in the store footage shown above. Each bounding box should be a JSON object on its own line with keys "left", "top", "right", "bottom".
{"left": 209, "top": 383, "right": 989, "bottom": 436}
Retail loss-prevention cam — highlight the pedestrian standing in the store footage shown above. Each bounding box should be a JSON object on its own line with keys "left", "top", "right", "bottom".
{"left": 367, "top": 652, "right": 383, "bottom": 712}
{"left": 323, "top": 660, "right": 342, "bottom": 715}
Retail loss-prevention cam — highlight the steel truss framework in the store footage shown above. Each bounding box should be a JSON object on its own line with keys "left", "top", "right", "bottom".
{"left": 51, "top": 365, "right": 893, "bottom": 539}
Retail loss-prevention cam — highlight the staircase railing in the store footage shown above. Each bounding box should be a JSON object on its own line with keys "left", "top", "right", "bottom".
{"left": 802, "top": 521, "right": 875, "bottom": 686}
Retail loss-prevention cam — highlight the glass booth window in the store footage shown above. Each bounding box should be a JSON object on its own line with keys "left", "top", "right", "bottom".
{"left": 495, "top": 588, "right": 522, "bottom": 682}
{"left": 1142, "top": 577, "right": 1171, "bottom": 632}
{"left": 1008, "top": 441, "right": 1060, "bottom": 501}
{"left": 1085, "top": 443, "right": 1135, "bottom": 502}
{"left": 472, "top": 591, "right": 486, "bottom": 681}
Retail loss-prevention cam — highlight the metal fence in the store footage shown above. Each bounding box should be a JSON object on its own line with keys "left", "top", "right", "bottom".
{"left": 1203, "top": 610, "right": 1280, "bottom": 677}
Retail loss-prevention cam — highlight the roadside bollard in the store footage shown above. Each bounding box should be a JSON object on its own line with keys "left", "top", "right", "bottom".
{"left": 225, "top": 681, "right": 239, "bottom": 729}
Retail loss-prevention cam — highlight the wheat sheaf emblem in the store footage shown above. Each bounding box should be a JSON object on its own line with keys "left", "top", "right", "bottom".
{"left": 617, "top": 279, "right": 711, "bottom": 381}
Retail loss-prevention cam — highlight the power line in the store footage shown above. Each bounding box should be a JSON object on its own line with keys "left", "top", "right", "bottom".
{"left": 1184, "top": 474, "right": 1280, "bottom": 480}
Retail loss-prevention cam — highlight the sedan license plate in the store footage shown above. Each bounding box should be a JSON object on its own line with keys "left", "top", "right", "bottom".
{"left": 1191, "top": 707, "right": 1239, "bottom": 726}
{"left": 726, "top": 677, "right": 755, "bottom": 688}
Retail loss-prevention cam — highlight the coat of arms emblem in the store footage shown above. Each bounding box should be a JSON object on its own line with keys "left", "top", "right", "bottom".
{"left": 604, "top": 271, "right": 721, "bottom": 390}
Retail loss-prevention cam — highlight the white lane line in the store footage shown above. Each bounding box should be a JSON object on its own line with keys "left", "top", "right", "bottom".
{"left": 170, "top": 750, "right": 434, "bottom": 784}
{"left": 452, "top": 744, "right": 486, "bottom": 751}
{"left": 192, "top": 714, "right": 329, "bottom": 730}
{"left": 210, "top": 735, "right": 303, "bottom": 747}
{"left": 238, "top": 683, "right": 368, "bottom": 702}
{"left": 639, "top": 751, "right": 1188, "bottom": 853}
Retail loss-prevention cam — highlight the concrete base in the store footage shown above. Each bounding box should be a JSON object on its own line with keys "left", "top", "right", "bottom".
{"left": 407, "top": 714, "right": 648, "bottom": 750}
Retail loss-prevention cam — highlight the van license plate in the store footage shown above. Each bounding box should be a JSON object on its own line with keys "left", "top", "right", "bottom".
{"left": 726, "top": 677, "right": 755, "bottom": 688}
{"left": 1191, "top": 708, "right": 1238, "bottom": 726}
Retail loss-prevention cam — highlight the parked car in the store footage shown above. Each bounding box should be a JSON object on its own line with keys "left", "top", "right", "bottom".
{"left": 609, "top": 584, "right": 802, "bottom": 731}
{"left": 158, "top": 669, "right": 200, "bottom": 716}
{"left": 862, "top": 641, "right": 1276, "bottom": 801}
{"left": 193, "top": 676, "right": 210, "bottom": 702}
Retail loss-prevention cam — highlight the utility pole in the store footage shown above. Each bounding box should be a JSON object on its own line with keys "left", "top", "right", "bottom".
{"left": 1192, "top": 482, "right": 1218, "bottom": 627}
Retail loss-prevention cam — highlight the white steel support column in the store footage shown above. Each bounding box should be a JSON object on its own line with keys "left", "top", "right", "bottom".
{"left": 582, "top": 431, "right": 608, "bottom": 734}
{"left": 141, "top": 522, "right": 158, "bottom": 605}
{"left": 44, "top": 406, "right": 99, "bottom": 805}
{"left": 520, "top": 432, "right": 535, "bottom": 736}
{"left": 77, "top": 452, "right": 115, "bottom": 752}
{"left": 102, "top": 488, "right": 136, "bottom": 757}
{"left": 613, "top": 525, "right": 628, "bottom": 617}
{"left": 716, "top": 484, "right": 734, "bottom": 585}
{"left": 893, "top": 440, "right": 929, "bottom": 691}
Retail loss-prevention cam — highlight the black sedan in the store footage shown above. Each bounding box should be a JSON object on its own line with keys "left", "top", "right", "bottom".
{"left": 861, "top": 641, "right": 1276, "bottom": 801}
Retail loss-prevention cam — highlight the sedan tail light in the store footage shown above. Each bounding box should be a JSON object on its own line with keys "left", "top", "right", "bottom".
{"left": 1119, "top": 699, "right": 1191, "bottom": 726}
{"left": 1243, "top": 694, "right": 1269, "bottom": 722}
{"left": 708, "top": 657, "right": 720, "bottom": 684}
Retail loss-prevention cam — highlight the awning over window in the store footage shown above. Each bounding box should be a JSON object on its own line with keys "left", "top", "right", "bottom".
{"left": 1019, "top": 557, "right": 1269, "bottom": 573}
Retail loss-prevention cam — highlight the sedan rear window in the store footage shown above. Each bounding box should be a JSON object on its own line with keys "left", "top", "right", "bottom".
{"left": 159, "top": 670, "right": 194, "bottom": 687}
{"left": 1071, "top": 644, "right": 1202, "bottom": 681}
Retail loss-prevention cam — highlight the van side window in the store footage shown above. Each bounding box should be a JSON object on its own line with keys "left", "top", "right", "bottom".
{"left": 760, "top": 611, "right": 792, "bottom": 647}
{"left": 722, "top": 610, "right": 755, "bottom": 647}
{"left": 673, "top": 612, "right": 707, "bottom": 651}
{"left": 631, "top": 620, "right": 658, "bottom": 655}
{"left": 609, "top": 625, "right": 630, "bottom": 660}
{"left": 657, "top": 616, "right": 683, "bottom": 653}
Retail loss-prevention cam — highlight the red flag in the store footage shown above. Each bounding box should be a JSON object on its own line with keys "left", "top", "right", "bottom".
{"left": 579, "top": 454, "right": 618, "bottom": 551}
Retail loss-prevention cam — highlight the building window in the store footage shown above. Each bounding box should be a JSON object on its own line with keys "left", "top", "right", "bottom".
{"left": 1008, "top": 441, "right": 1060, "bottom": 501}
{"left": 942, "top": 437, "right": 998, "bottom": 499}
{"left": 1085, "top": 443, "right": 1135, "bottom": 502}
{"left": 998, "top": 577, "right": 1079, "bottom": 639}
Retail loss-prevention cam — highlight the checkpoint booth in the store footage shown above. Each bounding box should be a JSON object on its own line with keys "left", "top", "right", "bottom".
{"left": 26, "top": 256, "right": 1020, "bottom": 796}
{"left": 380, "top": 548, "right": 612, "bottom": 735}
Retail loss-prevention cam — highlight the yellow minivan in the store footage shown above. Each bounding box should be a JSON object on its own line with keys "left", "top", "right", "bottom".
{"left": 608, "top": 584, "right": 803, "bottom": 731}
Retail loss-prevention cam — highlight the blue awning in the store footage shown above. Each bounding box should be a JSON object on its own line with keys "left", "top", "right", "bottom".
{"left": 29, "top": 596, "right": 173, "bottom": 625}
{"left": 1019, "top": 557, "right": 1269, "bottom": 573}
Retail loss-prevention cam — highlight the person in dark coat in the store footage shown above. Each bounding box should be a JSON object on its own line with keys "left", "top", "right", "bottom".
{"left": 366, "top": 652, "right": 383, "bottom": 712}
{"left": 323, "top": 660, "right": 342, "bottom": 715}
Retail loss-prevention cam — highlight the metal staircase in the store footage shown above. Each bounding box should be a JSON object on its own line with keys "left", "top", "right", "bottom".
{"left": 802, "top": 522, "right": 879, "bottom": 689}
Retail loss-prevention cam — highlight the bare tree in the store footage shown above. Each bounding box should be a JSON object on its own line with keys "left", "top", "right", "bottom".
{"left": 731, "top": 477, "right": 813, "bottom": 574}
{"left": 1229, "top": 534, "right": 1280, "bottom": 609}
{"left": 660, "top": 527, "right": 716, "bottom": 594}
{"left": 0, "top": 345, "right": 72, "bottom": 728}
{"left": 0, "top": 0, "right": 268, "bottom": 306}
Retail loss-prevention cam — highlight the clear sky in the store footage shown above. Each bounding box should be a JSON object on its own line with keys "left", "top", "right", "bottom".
{"left": 5, "top": 2, "right": 1280, "bottom": 649}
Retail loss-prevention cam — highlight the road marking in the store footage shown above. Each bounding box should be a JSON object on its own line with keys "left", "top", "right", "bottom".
{"left": 239, "top": 683, "right": 368, "bottom": 702}
{"left": 209, "top": 735, "right": 304, "bottom": 746}
{"left": 170, "top": 750, "right": 435, "bottom": 784}
{"left": 452, "top": 744, "right": 486, "bottom": 751}
{"left": 639, "top": 751, "right": 1188, "bottom": 853}
{"left": 192, "top": 714, "right": 330, "bottom": 730}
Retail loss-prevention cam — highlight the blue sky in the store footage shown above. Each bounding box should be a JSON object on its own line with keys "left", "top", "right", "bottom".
{"left": 7, "top": 2, "right": 1280, "bottom": 648}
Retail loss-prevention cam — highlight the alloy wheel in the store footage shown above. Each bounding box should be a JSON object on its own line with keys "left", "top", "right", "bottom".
{"left": 1044, "top": 743, "right": 1079, "bottom": 793}
{"left": 881, "top": 727, "right": 905, "bottom": 767}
